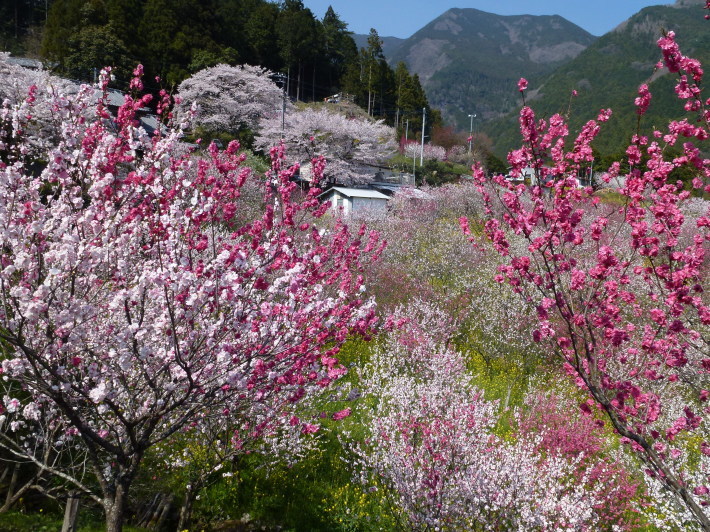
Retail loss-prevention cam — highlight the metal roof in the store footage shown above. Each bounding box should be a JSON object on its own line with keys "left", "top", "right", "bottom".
{"left": 320, "top": 187, "right": 390, "bottom": 200}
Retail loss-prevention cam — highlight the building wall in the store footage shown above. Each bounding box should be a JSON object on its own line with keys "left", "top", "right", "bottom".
{"left": 352, "top": 198, "right": 387, "bottom": 212}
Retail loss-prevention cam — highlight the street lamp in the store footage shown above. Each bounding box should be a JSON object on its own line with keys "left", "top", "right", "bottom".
{"left": 468, "top": 113, "right": 476, "bottom": 153}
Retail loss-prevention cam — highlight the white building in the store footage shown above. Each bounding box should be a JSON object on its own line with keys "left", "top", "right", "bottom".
{"left": 319, "top": 187, "right": 390, "bottom": 216}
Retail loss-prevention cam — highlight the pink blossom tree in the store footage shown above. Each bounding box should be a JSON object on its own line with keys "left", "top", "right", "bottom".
{"left": 255, "top": 107, "right": 396, "bottom": 185}
{"left": 0, "top": 67, "right": 380, "bottom": 532}
{"left": 175, "top": 63, "right": 286, "bottom": 137}
{"left": 467, "top": 28, "right": 710, "bottom": 529}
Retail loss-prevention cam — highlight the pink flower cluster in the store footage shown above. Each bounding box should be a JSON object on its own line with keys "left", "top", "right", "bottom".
{"left": 351, "top": 303, "right": 639, "bottom": 529}
{"left": 0, "top": 61, "right": 381, "bottom": 527}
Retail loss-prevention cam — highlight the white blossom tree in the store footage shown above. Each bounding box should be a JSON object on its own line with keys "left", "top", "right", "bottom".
{"left": 255, "top": 107, "right": 396, "bottom": 185}
{"left": 175, "top": 63, "right": 286, "bottom": 137}
{"left": 0, "top": 53, "right": 80, "bottom": 156}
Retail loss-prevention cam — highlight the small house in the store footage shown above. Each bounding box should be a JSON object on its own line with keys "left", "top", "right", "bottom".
{"left": 319, "top": 187, "right": 390, "bottom": 215}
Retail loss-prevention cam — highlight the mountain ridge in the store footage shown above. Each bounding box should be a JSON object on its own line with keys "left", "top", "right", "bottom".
{"left": 353, "top": 1, "right": 709, "bottom": 156}
{"left": 357, "top": 8, "right": 596, "bottom": 129}
{"left": 486, "top": 1, "right": 710, "bottom": 156}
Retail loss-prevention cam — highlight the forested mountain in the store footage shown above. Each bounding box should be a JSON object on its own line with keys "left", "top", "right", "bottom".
{"left": 385, "top": 8, "right": 596, "bottom": 130}
{"left": 486, "top": 0, "right": 710, "bottom": 157}
{"left": 7, "top": 1, "right": 707, "bottom": 159}
{"left": 38, "top": 0, "right": 358, "bottom": 100}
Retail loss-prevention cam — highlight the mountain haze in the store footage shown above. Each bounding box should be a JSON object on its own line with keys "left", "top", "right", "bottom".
{"left": 383, "top": 8, "right": 596, "bottom": 129}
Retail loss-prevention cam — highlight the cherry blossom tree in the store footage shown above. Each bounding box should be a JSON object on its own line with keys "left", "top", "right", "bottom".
{"left": 402, "top": 141, "right": 446, "bottom": 163}
{"left": 0, "top": 53, "right": 80, "bottom": 157}
{"left": 175, "top": 63, "right": 286, "bottom": 137}
{"left": 467, "top": 29, "right": 710, "bottom": 529}
{"left": 0, "top": 67, "right": 380, "bottom": 532}
{"left": 255, "top": 107, "right": 396, "bottom": 185}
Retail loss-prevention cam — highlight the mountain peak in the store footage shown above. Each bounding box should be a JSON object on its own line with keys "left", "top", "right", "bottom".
{"left": 672, "top": 0, "right": 706, "bottom": 6}
{"left": 388, "top": 8, "right": 595, "bottom": 125}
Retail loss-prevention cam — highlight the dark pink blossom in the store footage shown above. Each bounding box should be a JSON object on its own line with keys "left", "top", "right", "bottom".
{"left": 332, "top": 408, "right": 352, "bottom": 421}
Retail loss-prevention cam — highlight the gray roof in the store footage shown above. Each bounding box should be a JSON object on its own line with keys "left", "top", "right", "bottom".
{"left": 6, "top": 57, "right": 43, "bottom": 70}
{"left": 320, "top": 187, "right": 390, "bottom": 200}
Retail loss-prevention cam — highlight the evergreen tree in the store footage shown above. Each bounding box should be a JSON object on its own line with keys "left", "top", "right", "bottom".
{"left": 320, "top": 6, "right": 356, "bottom": 94}
{"left": 36, "top": 0, "right": 429, "bottom": 119}
{"left": 341, "top": 47, "right": 368, "bottom": 107}
{"left": 61, "top": 1, "right": 135, "bottom": 81}
{"left": 0, "top": 0, "right": 51, "bottom": 54}
{"left": 276, "top": 0, "right": 321, "bottom": 100}
{"left": 364, "top": 28, "right": 384, "bottom": 115}
{"left": 244, "top": 2, "right": 281, "bottom": 70}
{"left": 41, "top": 0, "right": 84, "bottom": 66}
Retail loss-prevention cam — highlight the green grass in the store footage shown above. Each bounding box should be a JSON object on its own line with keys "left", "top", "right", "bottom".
{"left": 0, "top": 510, "right": 150, "bottom": 532}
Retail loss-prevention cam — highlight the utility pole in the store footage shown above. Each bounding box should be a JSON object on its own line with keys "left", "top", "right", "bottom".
{"left": 281, "top": 78, "right": 287, "bottom": 137}
{"left": 412, "top": 142, "right": 416, "bottom": 177}
{"left": 405, "top": 119, "right": 409, "bottom": 141}
{"left": 589, "top": 157, "right": 595, "bottom": 187}
{"left": 468, "top": 113, "right": 476, "bottom": 153}
{"left": 273, "top": 73, "right": 287, "bottom": 139}
{"left": 367, "top": 63, "right": 372, "bottom": 116}
{"left": 420, "top": 107, "right": 426, "bottom": 167}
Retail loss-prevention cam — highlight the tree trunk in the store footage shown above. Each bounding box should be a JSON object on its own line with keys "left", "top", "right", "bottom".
{"left": 104, "top": 483, "right": 129, "bottom": 532}
{"left": 14, "top": 0, "right": 19, "bottom": 40}
{"left": 0, "top": 464, "right": 9, "bottom": 488}
{"left": 584, "top": 378, "right": 710, "bottom": 530}
{"left": 0, "top": 464, "right": 45, "bottom": 514}
{"left": 296, "top": 61, "right": 301, "bottom": 102}
{"left": 176, "top": 486, "right": 195, "bottom": 532}
{"left": 134, "top": 493, "right": 160, "bottom": 528}
{"left": 154, "top": 493, "right": 172, "bottom": 530}
{"left": 4, "top": 464, "right": 18, "bottom": 504}
{"left": 0, "top": 464, "right": 19, "bottom": 513}
{"left": 61, "top": 491, "right": 80, "bottom": 532}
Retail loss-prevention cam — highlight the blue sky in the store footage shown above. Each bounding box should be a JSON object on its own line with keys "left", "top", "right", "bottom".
{"left": 303, "top": 1, "right": 673, "bottom": 38}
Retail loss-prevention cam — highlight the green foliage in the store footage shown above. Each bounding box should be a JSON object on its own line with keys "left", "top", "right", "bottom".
{"left": 321, "top": 482, "right": 400, "bottom": 532}
{"left": 64, "top": 24, "right": 135, "bottom": 81}
{"left": 0, "top": 510, "right": 59, "bottom": 532}
{"left": 35, "top": 0, "right": 363, "bottom": 98}
{"left": 419, "top": 158, "right": 469, "bottom": 186}
{"left": 276, "top": 0, "right": 321, "bottom": 71}
{"left": 0, "top": 510, "right": 149, "bottom": 532}
{"left": 321, "top": 6, "right": 357, "bottom": 92}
